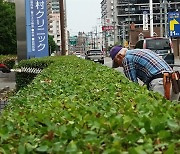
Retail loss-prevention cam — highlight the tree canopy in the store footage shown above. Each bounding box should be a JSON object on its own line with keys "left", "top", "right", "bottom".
{"left": 0, "top": 0, "right": 17, "bottom": 55}
{"left": 0, "top": 1, "right": 58, "bottom": 56}
{"left": 48, "top": 35, "right": 58, "bottom": 54}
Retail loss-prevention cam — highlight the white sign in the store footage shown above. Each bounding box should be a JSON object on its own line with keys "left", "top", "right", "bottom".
{"left": 143, "top": 11, "right": 148, "bottom": 31}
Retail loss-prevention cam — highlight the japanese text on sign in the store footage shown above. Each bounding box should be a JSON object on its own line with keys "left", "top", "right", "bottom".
{"left": 30, "top": 0, "right": 48, "bottom": 53}
{"left": 168, "top": 12, "right": 180, "bottom": 37}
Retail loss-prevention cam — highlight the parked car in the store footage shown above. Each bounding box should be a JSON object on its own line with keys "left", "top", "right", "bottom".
{"left": 134, "top": 37, "right": 174, "bottom": 65}
{"left": 85, "top": 49, "right": 104, "bottom": 64}
{"left": 74, "top": 51, "right": 81, "bottom": 58}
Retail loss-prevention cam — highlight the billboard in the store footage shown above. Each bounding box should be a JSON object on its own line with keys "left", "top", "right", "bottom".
{"left": 26, "top": 0, "right": 49, "bottom": 58}
{"left": 102, "top": 26, "right": 114, "bottom": 31}
{"left": 143, "top": 11, "right": 148, "bottom": 31}
{"left": 168, "top": 12, "right": 180, "bottom": 37}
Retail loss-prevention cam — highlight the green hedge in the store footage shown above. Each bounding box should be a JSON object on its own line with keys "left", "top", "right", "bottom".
{"left": 15, "top": 56, "right": 57, "bottom": 91}
{"left": 0, "top": 56, "right": 179, "bottom": 153}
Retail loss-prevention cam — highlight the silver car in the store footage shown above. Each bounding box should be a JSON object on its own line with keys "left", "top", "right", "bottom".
{"left": 85, "top": 49, "right": 104, "bottom": 64}
{"left": 134, "top": 37, "right": 174, "bottom": 65}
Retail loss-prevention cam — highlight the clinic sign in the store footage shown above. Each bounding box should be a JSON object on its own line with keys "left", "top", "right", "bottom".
{"left": 168, "top": 12, "right": 180, "bottom": 37}
{"left": 26, "top": 0, "right": 49, "bottom": 58}
{"left": 15, "top": 0, "right": 49, "bottom": 61}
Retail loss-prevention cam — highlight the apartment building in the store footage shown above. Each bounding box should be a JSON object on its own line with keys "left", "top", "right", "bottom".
{"left": 47, "top": 0, "right": 68, "bottom": 53}
{"left": 101, "top": 0, "right": 180, "bottom": 54}
{"left": 101, "top": 0, "right": 114, "bottom": 48}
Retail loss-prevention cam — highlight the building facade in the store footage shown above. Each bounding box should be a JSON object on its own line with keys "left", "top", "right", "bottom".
{"left": 101, "top": 0, "right": 180, "bottom": 55}
{"left": 47, "top": 0, "right": 68, "bottom": 54}
{"left": 101, "top": 0, "right": 115, "bottom": 50}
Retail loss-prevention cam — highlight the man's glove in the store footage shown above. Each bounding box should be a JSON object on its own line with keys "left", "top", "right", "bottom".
{"left": 0, "top": 64, "right": 11, "bottom": 73}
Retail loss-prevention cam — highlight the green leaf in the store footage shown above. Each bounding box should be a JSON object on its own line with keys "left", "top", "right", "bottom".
{"left": 164, "top": 143, "right": 175, "bottom": 154}
{"left": 36, "top": 145, "right": 48, "bottom": 152}
{"left": 0, "top": 147, "right": 6, "bottom": 154}
{"left": 167, "top": 120, "right": 179, "bottom": 131}
{"left": 66, "top": 141, "right": 78, "bottom": 153}
{"left": 18, "top": 144, "right": 25, "bottom": 154}
{"left": 158, "top": 130, "right": 171, "bottom": 139}
{"left": 53, "top": 142, "right": 63, "bottom": 152}
{"left": 25, "top": 143, "right": 36, "bottom": 152}
{"left": 129, "top": 146, "right": 146, "bottom": 154}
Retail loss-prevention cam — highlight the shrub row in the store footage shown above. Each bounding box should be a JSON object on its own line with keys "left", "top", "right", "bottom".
{"left": 15, "top": 56, "right": 57, "bottom": 91}
{"left": 0, "top": 56, "right": 179, "bottom": 153}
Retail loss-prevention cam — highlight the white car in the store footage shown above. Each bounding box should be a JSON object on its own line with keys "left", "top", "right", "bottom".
{"left": 74, "top": 51, "right": 81, "bottom": 58}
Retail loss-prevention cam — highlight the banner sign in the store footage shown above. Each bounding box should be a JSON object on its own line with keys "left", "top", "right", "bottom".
{"left": 168, "top": 12, "right": 180, "bottom": 37}
{"left": 102, "top": 26, "right": 114, "bottom": 31}
{"left": 26, "top": 0, "right": 49, "bottom": 58}
{"left": 69, "top": 36, "right": 77, "bottom": 45}
{"left": 143, "top": 11, "right": 148, "bottom": 31}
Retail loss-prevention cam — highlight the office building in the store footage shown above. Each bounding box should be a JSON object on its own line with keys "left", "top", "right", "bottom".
{"left": 101, "top": 0, "right": 180, "bottom": 55}
{"left": 47, "top": 0, "right": 68, "bottom": 53}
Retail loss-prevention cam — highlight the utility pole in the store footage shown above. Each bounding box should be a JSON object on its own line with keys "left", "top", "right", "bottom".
{"left": 59, "top": 0, "right": 66, "bottom": 55}
{"left": 122, "top": 23, "right": 125, "bottom": 47}
{"left": 128, "top": 0, "right": 130, "bottom": 45}
{"left": 103, "top": 17, "right": 108, "bottom": 56}
{"left": 160, "top": 0, "right": 163, "bottom": 37}
{"left": 95, "top": 26, "right": 98, "bottom": 49}
{"left": 164, "top": 0, "right": 168, "bottom": 38}
{"left": 149, "top": 0, "right": 154, "bottom": 37}
{"left": 90, "top": 32, "right": 93, "bottom": 49}
{"left": 113, "top": 0, "right": 116, "bottom": 45}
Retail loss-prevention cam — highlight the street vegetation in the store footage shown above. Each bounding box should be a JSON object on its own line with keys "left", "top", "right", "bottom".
{"left": 0, "top": 0, "right": 16, "bottom": 55}
{"left": 0, "top": 56, "right": 179, "bottom": 153}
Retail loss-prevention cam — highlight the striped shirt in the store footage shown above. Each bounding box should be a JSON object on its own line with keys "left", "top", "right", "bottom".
{"left": 122, "top": 49, "right": 173, "bottom": 85}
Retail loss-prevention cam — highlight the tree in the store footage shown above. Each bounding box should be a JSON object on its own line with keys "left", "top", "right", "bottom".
{"left": 48, "top": 35, "right": 57, "bottom": 54}
{"left": 0, "top": 0, "right": 17, "bottom": 55}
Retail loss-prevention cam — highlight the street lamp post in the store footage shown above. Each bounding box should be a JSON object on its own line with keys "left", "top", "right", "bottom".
{"left": 149, "top": 0, "right": 154, "bottom": 37}
{"left": 160, "top": 0, "right": 163, "bottom": 37}
{"left": 112, "top": 21, "right": 116, "bottom": 45}
{"left": 59, "top": 0, "right": 66, "bottom": 55}
{"left": 128, "top": 0, "right": 130, "bottom": 45}
{"left": 164, "top": 0, "right": 168, "bottom": 38}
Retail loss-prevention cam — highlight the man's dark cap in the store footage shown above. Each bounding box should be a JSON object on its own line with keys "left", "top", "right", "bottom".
{"left": 110, "top": 45, "right": 122, "bottom": 68}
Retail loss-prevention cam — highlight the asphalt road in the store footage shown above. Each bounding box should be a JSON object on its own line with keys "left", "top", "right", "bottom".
{"left": 0, "top": 72, "right": 16, "bottom": 90}
{"left": 104, "top": 56, "right": 180, "bottom": 72}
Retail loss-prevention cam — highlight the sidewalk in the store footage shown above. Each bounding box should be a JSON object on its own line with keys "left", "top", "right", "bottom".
{"left": 0, "top": 72, "right": 16, "bottom": 90}
{"left": 175, "top": 57, "right": 180, "bottom": 65}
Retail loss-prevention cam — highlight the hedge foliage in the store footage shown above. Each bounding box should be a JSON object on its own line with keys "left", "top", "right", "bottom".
{"left": 0, "top": 54, "right": 16, "bottom": 69}
{"left": 15, "top": 56, "right": 56, "bottom": 91}
{"left": 0, "top": 56, "right": 179, "bottom": 153}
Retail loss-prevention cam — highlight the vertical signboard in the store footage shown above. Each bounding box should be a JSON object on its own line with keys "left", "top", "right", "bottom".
{"left": 27, "top": 0, "right": 49, "bottom": 58}
{"left": 168, "top": 12, "right": 180, "bottom": 37}
{"left": 143, "top": 11, "right": 148, "bottom": 31}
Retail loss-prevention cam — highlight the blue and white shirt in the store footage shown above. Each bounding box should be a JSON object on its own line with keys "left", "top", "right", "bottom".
{"left": 122, "top": 49, "right": 173, "bottom": 84}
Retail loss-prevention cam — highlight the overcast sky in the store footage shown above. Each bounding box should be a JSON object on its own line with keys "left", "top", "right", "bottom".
{"left": 66, "top": 0, "right": 102, "bottom": 36}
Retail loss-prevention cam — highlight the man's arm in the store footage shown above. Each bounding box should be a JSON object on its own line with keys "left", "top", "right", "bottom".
{"left": 122, "top": 58, "right": 138, "bottom": 83}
